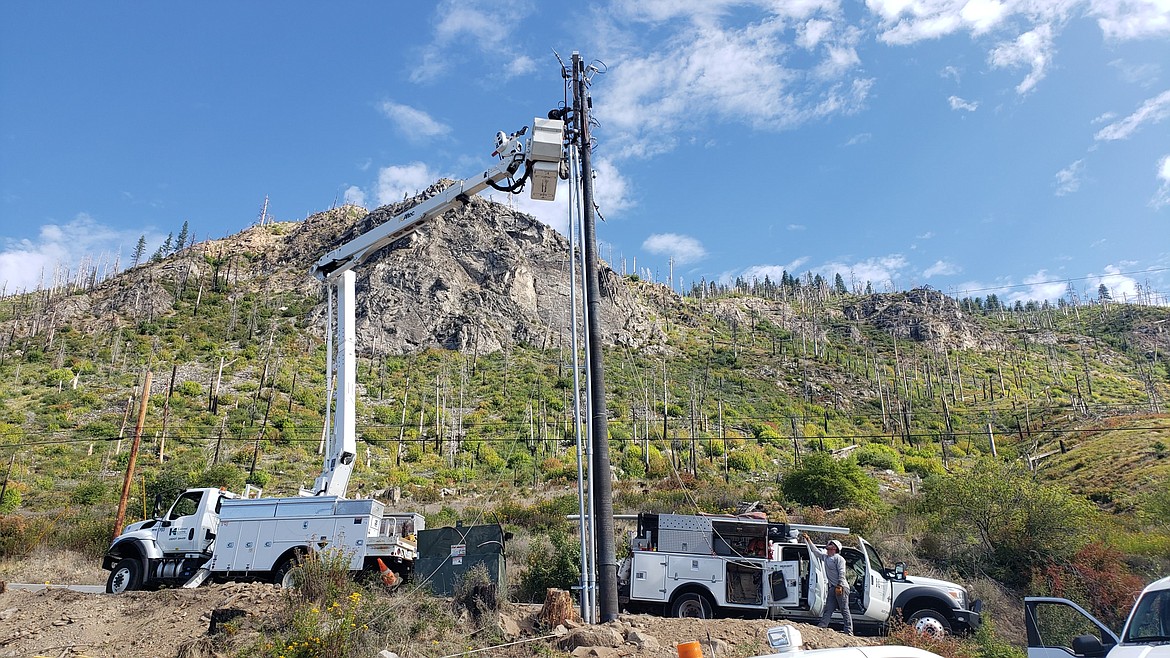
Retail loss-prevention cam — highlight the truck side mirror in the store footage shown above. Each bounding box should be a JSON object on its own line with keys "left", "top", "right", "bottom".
{"left": 1071, "top": 634, "right": 1108, "bottom": 657}
{"left": 894, "top": 562, "right": 906, "bottom": 580}
{"left": 152, "top": 493, "right": 165, "bottom": 519}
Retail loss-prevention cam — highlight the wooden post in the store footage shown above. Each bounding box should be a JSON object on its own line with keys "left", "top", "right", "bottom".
{"left": 113, "top": 371, "right": 152, "bottom": 538}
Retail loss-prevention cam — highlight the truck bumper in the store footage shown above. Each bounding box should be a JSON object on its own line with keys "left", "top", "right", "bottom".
{"left": 952, "top": 599, "right": 983, "bottom": 633}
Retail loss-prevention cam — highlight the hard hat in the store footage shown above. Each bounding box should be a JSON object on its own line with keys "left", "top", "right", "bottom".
{"left": 827, "top": 540, "right": 843, "bottom": 551}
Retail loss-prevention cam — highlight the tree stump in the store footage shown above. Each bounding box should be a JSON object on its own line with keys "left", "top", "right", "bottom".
{"left": 539, "top": 588, "right": 578, "bottom": 627}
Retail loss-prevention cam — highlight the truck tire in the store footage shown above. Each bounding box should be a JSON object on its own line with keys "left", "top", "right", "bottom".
{"left": 907, "top": 608, "right": 952, "bottom": 635}
{"left": 273, "top": 556, "right": 302, "bottom": 589}
{"left": 671, "top": 592, "right": 714, "bottom": 619}
{"left": 106, "top": 558, "right": 143, "bottom": 594}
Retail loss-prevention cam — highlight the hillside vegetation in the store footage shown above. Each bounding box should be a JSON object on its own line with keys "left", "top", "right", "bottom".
{"left": 1, "top": 195, "right": 1168, "bottom": 643}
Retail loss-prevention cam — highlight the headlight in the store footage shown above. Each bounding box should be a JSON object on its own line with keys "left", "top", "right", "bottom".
{"left": 945, "top": 588, "right": 967, "bottom": 608}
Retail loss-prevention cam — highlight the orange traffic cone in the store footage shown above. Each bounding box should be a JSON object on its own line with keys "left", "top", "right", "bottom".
{"left": 376, "top": 558, "right": 400, "bottom": 590}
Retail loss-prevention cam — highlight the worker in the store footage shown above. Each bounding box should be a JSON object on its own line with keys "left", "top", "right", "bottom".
{"left": 803, "top": 534, "right": 853, "bottom": 635}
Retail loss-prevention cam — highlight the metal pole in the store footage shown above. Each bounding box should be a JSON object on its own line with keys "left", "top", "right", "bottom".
{"left": 567, "top": 143, "right": 593, "bottom": 623}
{"left": 113, "top": 370, "right": 152, "bottom": 538}
{"left": 572, "top": 51, "right": 618, "bottom": 622}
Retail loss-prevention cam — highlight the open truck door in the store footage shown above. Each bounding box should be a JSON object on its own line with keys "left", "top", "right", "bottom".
{"left": 1025, "top": 597, "right": 1118, "bottom": 658}
{"left": 808, "top": 545, "right": 827, "bottom": 619}
{"left": 858, "top": 538, "right": 893, "bottom": 620}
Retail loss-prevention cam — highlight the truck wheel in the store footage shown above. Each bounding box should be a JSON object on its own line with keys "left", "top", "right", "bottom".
{"left": 671, "top": 592, "right": 714, "bottom": 619}
{"left": 273, "top": 556, "right": 302, "bottom": 589}
{"left": 907, "top": 608, "right": 952, "bottom": 635}
{"left": 106, "top": 558, "right": 143, "bottom": 594}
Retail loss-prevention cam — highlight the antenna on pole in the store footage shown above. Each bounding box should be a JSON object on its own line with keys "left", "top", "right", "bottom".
{"left": 571, "top": 50, "right": 619, "bottom": 623}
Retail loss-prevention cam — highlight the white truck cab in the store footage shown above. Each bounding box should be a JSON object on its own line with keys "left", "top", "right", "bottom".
{"left": 1025, "top": 576, "right": 1170, "bottom": 658}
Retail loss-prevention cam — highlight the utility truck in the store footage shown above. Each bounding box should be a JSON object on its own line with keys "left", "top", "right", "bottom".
{"left": 618, "top": 512, "right": 981, "bottom": 635}
{"left": 103, "top": 110, "right": 567, "bottom": 594}
{"left": 1025, "top": 575, "right": 1170, "bottom": 658}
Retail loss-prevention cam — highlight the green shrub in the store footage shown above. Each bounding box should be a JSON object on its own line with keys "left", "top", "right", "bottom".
{"left": 618, "top": 447, "right": 647, "bottom": 478}
{"left": 919, "top": 457, "right": 1094, "bottom": 586}
{"left": 71, "top": 480, "right": 109, "bottom": 506}
{"left": 856, "top": 443, "right": 903, "bottom": 472}
{"left": 175, "top": 380, "right": 202, "bottom": 397}
{"left": 0, "top": 485, "right": 21, "bottom": 514}
{"left": 782, "top": 452, "right": 881, "bottom": 509}
{"left": 517, "top": 530, "right": 580, "bottom": 602}
{"left": 904, "top": 455, "right": 945, "bottom": 478}
{"left": 194, "top": 463, "right": 247, "bottom": 492}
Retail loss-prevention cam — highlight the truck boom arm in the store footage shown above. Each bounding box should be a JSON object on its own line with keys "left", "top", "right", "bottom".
{"left": 308, "top": 117, "right": 564, "bottom": 497}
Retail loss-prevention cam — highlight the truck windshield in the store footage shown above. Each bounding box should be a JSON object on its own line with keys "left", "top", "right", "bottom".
{"left": 1124, "top": 589, "right": 1170, "bottom": 643}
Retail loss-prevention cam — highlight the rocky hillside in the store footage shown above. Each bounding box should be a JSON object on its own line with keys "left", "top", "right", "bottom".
{"left": 2, "top": 181, "right": 664, "bottom": 357}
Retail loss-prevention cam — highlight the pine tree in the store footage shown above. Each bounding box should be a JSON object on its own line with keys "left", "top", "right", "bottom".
{"left": 176, "top": 221, "right": 189, "bottom": 251}
{"left": 162, "top": 232, "right": 174, "bottom": 255}
{"left": 132, "top": 235, "right": 147, "bottom": 267}
{"left": 1098, "top": 284, "right": 1111, "bottom": 301}
{"left": 833, "top": 272, "right": 847, "bottom": 294}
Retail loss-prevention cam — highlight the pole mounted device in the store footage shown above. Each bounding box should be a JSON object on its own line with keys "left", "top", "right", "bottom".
{"left": 306, "top": 116, "right": 565, "bottom": 498}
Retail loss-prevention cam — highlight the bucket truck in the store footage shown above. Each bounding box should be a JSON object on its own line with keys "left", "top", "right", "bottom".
{"left": 101, "top": 115, "right": 566, "bottom": 594}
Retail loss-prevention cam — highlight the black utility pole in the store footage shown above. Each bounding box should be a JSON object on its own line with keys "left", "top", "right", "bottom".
{"left": 572, "top": 51, "right": 619, "bottom": 622}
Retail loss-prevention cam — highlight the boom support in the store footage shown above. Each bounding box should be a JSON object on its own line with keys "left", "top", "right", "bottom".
{"left": 307, "top": 117, "right": 565, "bottom": 497}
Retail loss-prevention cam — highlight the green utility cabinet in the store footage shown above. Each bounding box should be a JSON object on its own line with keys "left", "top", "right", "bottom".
{"left": 416, "top": 523, "right": 508, "bottom": 596}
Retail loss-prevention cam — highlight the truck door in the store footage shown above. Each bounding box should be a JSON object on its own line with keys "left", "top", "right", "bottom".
{"left": 1024, "top": 597, "right": 1118, "bottom": 658}
{"left": 857, "top": 538, "right": 892, "bottom": 621}
{"left": 765, "top": 560, "right": 799, "bottom": 607}
{"left": 808, "top": 546, "right": 826, "bottom": 618}
{"left": 154, "top": 490, "right": 207, "bottom": 555}
{"left": 629, "top": 551, "right": 669, "bottom": 602}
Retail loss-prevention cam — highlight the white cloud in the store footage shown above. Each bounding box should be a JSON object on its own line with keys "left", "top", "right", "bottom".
{"left": 844, "top": 132, "right": 872, "bottom": 146}
{"left": 917, "top": 231, "right": 935, "bottom": 239}
{"left": 1109, "top": 59, "right": 1162, "bottom": 87}
{"left": 1090, "top": 0, "right": 1170, "bottom": 40}
{"left": 0, "top": 214, "right": 153, "bottom": 292}
{"left": 374, "top": 163, "right": 441, "bottom": 206}
{"left": 813, "top": 255, "right": 909, "bottom": 290}
{"left": 1055, "top": 159, "right": 1085, "bottom": 196}
{"left": 343, "top": 186, "right": 366, "bottom": 207}
{"left": 1152, "top": 154, "right": 1170, "bottom": 209}
{"left": 788, "top": 224, "right": 807, "bottom": 231}
{"left": 731, "top": 256, "right": 907, "bottom": 291}
{"left": 378, "top": 101, "right": 451, "bottom": 140}
{"left": 1094, "top": 89, "right": 1170, "bottom": 141}
{"left": 797, "top": 19, "right": 834, "bottom": 49}
{"left": 596, "top": 6, "right": 872, "bottom": 159}
{"left": 948, "top": 95, "right": 979, "bottom": 111}
{"left": 988, "top": 24, "right": 1055, "bottom": 95}
{"left": 411, "top": 1, "right": 535, "bottom": 83}
{"left": 734, "top": 258, "right": 809, "bottom": 285}
{"left": 961, "top": 0, "right": 1008, "bottom": 33}
{"left": 1094, "top": 265, "right": 1141, "bottom": 301}
{"left": 940, "top": 65, "right": 961, "bottom": 83}
{"left": 642, "top": 233, "right": 708, "bottom": 264}
{"left": 1013, "top": 270, "right": 1072, "bottom": 303}
{"left": 923, "top": 260, "right": 960, "bottom": 278}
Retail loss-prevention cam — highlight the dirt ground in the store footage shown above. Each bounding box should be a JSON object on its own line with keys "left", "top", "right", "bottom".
{"left": 0, "top": 552, "right": 875, "bottom": 658}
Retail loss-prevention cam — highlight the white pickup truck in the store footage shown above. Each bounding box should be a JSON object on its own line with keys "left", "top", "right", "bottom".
{"left": 618, "top": 513, "right": 981, "bottom": 635}
{"left": 1025, "top": 575, "right": 1170, "bottom": 658}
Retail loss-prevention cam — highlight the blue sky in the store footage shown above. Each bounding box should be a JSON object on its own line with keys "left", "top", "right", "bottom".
{"left": 2, "top": 1, "right": 1168, "bottom": 305}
